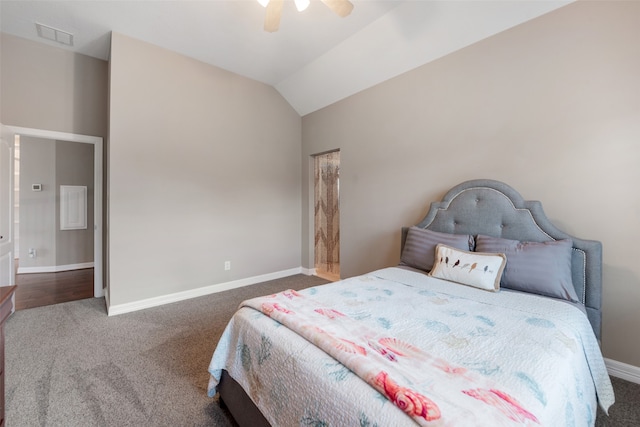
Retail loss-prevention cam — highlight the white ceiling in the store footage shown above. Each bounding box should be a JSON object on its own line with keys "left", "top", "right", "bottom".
{"left": 0, "top": 0, "right": 572, "bottom": 116}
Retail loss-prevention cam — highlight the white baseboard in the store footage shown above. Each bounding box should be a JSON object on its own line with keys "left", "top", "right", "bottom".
{"left": 301, "top": 267, "right": 316, "bottom": 276}
{"left": 605, "top": 358, "right": 640, "bottom": 384}
{"left": 107, "top": 267, "right": 305, "bottom": 316}
{"left": 18, "top": 262, "right": 94, "bottom": 274}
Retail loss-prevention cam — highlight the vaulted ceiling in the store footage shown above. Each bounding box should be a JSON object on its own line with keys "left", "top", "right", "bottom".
{"left": 0, "top": 1, "right": 572, "bottom": 115}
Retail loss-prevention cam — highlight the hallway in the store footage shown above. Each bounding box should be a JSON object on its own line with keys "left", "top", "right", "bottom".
{"left": 14, "top": 263, "right": 94, "bottom": 310}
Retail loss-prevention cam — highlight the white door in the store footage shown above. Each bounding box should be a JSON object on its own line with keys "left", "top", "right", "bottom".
{"left": 0, "top": 125, "right": 15, "bottom": 287}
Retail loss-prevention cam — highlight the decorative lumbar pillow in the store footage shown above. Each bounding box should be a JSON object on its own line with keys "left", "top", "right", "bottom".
{"left": 475, "top": 235, "right": 578, "bottom": 302}
{"left": 428, "top": 244, "right": 506, "bottom": 291}
{"left": 400, "top": 227, "right": 475, "bottom": 272}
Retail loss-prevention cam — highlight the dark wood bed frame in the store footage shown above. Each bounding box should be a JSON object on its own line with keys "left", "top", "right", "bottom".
{"left": 217, "top": 179, "right": 604, "bottom": 426}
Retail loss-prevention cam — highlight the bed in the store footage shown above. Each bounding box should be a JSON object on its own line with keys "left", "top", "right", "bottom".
{"left": 207, "top": 179, "right": 614, "bottom": 426}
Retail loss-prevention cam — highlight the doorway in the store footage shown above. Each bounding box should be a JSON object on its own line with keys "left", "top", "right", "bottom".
{"left": 313, "top": 150, "right": 340, "bottom": 282}
{"left": 0, "top": 125, "right": 103, "bottom": 305}
{"left": 13, "top": 135, "right": 96, "bottom": 309}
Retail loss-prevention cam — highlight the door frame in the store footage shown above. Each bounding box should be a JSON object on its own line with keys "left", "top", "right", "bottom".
{"left": 312, "top": 149, "right": 340, "bottom": 281}
{"left": 0, "top": 126, "right": 15, "bottom": 287}
{"left": 2, "top": 125, "right": 104, "bottom": 298}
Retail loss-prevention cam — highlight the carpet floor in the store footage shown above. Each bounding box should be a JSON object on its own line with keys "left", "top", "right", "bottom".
{"left": 5, "top": 274, "right": 639, "bottom": 426}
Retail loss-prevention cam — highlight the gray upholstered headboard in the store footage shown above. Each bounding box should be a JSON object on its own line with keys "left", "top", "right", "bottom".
{"left": 401, "top": 179, "right": 603, "bottom": 340}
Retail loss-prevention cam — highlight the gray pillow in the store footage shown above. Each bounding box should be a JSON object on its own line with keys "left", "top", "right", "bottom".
{"left": 475, "top": 235, "right": 579, "bottom": 302}
{"left": 400, "top": 227, "right": 474, "bottom": 272}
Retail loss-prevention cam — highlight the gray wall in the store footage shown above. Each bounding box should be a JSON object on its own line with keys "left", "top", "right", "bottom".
{"left": 0, "top": 33, "right": 108, "bottom": 138}
{"left": 55, "top": 140, "right": 94, "bottom": 265}
{"left": 108, "top": 33, "right": 302, "bottom": 306}
{"left": 18, "top": 137, "right": 94, "bottom": 269}
{"left": 19, "top": 137, "right": 56, "bottom": 268}
{"left": 302, "top": 1, "right": 640, "bottom": 367}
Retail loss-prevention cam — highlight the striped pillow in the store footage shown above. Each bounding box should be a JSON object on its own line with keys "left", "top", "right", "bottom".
{"left": 475, "top": 235, "right": 578, "bottom": 302}
{"left": 400, "top": 227, "right": 474, "bottom": 272}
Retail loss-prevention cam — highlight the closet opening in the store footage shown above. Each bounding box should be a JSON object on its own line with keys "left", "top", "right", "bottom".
{"left": 313, "top": 150, "right": 340, "bottom": 282}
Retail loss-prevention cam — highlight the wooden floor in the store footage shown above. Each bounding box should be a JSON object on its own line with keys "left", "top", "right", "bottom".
{"left": 14, "top": 262, "right": 94, "bottom": 310}
{"left": 315, "top": 267, "right": 340, "bottom": 282}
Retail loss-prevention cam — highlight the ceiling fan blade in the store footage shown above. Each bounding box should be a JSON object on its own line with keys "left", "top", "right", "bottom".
{"left": 320, "top": 0, "right": 354, "bottom": 18}
{"left": 264, "top": 0, "right": 284, "bottom": 32}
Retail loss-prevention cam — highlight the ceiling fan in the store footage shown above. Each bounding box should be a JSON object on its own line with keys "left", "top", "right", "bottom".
{"left": 258, "top": 0, "right": 354, "bottom": 32}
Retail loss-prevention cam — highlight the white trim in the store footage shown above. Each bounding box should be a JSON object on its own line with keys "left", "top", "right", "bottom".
{"left": 0, "top": 126, "right": 15, "bottom": 287}
{"left": 605, "top": 358, "right": 640, "bottom": 384}
{"left": 301, "top": 267, "right": 316, "bottom": 276}
{"left": 2, "top": 127, "right": 102, "bottom": 145}
{"left": 107, "top": 267, "right": 304, "bottom": 316}
{"left": 17, "top": 262, "right": 94, "bottom": 274}
{"left": 3, "top": 126, "right": 103, "bottom": 298}
{"left": 104, "top": 287, "right": 110, "bottom": 308}
{"left": 0, "top": 251, "right": 13, "bottom": 286}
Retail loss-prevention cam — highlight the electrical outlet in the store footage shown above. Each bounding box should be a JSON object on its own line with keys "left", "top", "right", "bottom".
{"left": 224, "top": 261, "right": 231, "bottom": 271}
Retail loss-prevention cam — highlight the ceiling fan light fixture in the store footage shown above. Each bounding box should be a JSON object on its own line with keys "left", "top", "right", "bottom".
{"left": 261, "top": 0, "right": 353, "bottom": 32}
{"left": 320, "top": 0, "right": 353, "bottom": 18}
{"left": 294, "top": 0, "right": 310, "bottom": 12}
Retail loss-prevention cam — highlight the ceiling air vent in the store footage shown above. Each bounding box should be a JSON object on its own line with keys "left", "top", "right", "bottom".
{"left": 35, "top": 22, "right": 74, "bottom": 46}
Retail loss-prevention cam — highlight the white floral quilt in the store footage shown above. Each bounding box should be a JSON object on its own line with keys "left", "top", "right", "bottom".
{"left": 208, "top": 267, "right": 613, "bottom": 426}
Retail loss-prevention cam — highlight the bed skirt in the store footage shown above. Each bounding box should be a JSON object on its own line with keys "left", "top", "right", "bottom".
{"left": 219, "top": 370, "right": 271, "bottom": 427}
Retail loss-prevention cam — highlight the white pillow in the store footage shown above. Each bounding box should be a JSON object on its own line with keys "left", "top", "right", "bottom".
{"left": 428, "top": 244, "right": 506, "bottom": 292}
